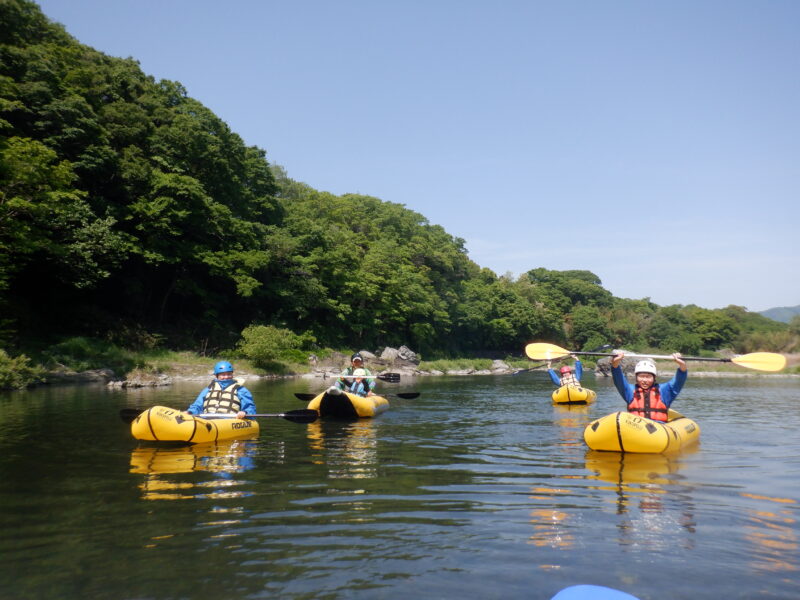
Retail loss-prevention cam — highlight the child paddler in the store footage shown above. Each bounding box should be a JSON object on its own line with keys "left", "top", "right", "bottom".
{"left": 610, "top": 352, "right": 687, "bottom": 422}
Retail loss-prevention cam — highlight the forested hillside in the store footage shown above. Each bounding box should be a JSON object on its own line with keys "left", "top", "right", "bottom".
{"left": 1, "top": 0, "right": 796, "bottom": 364}
{"left": 760, "top": 305, "right": 800, "bottom": 324}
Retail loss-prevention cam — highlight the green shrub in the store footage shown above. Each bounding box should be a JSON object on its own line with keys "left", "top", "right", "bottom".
{"left": 105, "top": 324, "right": 164, "bottom": 351}
{"left": 42, "top": 337, "right": 139, "bottom": 374}
{"left": 419, "top": 358, "right": 494, "bottom": 371}
{"left": 237, "top": 325, "right": 315, "bottom": 369}
{"left": 0, "top": 349, "right": 44, "bottom": 389}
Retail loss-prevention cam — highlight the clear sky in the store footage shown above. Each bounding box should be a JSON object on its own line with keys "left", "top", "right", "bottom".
{"left": 35, "top": 0, "right": 800, "bottom": 312}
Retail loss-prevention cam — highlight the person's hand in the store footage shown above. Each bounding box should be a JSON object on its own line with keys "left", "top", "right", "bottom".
{"left": 672, "top": 353, "right": 687, "bottom": 371}
{"left": 611, "top": 351, "right": 625, "bottom": 367}
{"left": 236, "top": 411, "right": 246, "bottom": 419}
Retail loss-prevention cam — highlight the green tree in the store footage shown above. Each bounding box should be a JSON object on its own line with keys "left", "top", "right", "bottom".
{"left": 237, "top": 325, "right": 314, "bottom": 368}
{"left": 0, "top": 136, "right": 125, "bottom": 293}
{"left": 687, "top": 308, "right": 739, "bottom": 349}
{"left": 569, "top": 305, "right": 610, "bottom": 349}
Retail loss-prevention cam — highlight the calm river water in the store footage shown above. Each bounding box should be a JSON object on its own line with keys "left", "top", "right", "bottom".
{"left": 1, "top": 372, "right": 798, "bottom": 599}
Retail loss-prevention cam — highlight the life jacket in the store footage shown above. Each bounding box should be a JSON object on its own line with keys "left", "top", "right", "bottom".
{"left": 348, "top": 380, "right": 368, "bottom": 397}
{"left": 201, "top": 380, "right": 242, "bottom": 414}
{"left": 338, "top": 367, "right": 372, "bottom": 392}
{"left": 559, "top": 372, "right": 580, "bottom": 387}
{"left": 628, "top": 384, "right": 668, "bottom": 422}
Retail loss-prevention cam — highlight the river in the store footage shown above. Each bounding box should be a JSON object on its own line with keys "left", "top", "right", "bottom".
{"left": 1, "top": 372, "right": 798, "bottom": 599}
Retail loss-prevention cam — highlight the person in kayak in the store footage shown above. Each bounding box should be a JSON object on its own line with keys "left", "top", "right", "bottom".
{"left": 331, "top": 353, "right": 375, "bottom": 396}
{"left": 186, "top": 360, "right": 256, "bottom": 419}
{"left": 547, "top": 355, "right": 582, "bottom": 387}
{"left": 345, "top": 368, "right": 371, "bottom": 397}
{"left": 610, "top": 352, "right": 687, "bottom": 422}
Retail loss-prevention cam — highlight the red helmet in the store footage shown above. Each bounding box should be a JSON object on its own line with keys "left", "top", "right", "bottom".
{"left": 560, "top": 366, "right": 572, "bottom": 374}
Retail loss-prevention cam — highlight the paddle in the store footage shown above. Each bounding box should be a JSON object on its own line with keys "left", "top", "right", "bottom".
{"left": 334, "top": 372, "right": 401, "bottom": 383}
{"left": 119, "top": 408, "right": 318, "bottom": 424}
{"left": 524, "top": 342, "right": 787, "bottom": 372}
{"left": 294, "top": 391, "right": 420, "bottom": 401}
{"left": 200, "top": 409, "right": 318, "bottom": 423}
{"left": 512, "top": 344, "right": 612, "bottom": 375}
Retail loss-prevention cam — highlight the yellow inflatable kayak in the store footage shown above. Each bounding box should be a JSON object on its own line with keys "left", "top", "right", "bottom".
{"left": 551, "top": 385, "right": 597, "bottom": 405}
{"left": 583, "top": 409, "right": 700, "bottom": 453}
{"left": 130, "top": 405, "right": 259, "bottom": 443}
{"left": 306, "top": 390, "right": 389, "bottom": 418}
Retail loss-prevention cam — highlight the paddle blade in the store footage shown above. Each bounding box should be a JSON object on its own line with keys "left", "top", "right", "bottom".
{"left": 731, "top": 352, "right": 786, "bottom": 372}
{"left": 281, "top": 409, "right": 319, "bottom": 423}
{"left": 394, "top": 392, "right": 420, "bottom": 399}
{"left": 524, "top": 343, "right": 571, "bottom": 361}
{"left": 294, "top": 392, "right": 317, "bottom": 401}
{"left": 377, "top": 372, "right": 401, "bottom": 383}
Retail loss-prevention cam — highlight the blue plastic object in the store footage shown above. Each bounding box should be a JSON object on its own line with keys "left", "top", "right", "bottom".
{"left": 551, "top": 585, "right": 641, "bottom": 600}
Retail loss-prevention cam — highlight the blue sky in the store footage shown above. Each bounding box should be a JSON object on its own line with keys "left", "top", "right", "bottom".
{"left": 36, "top": 0, "right": 799, "bottom": 312}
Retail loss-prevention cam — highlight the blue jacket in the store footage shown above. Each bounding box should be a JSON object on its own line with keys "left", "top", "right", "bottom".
{"left": 187, "top": 378, "right": 256, "bottom": 415}
{"left": 548, "top": 359, "right": 583, "bottom": 386}
{"left": 347, "top": 380, "right": 369, "bottom": 397}
{"left": 611, "top": 365, "right": 687, "bottom": 408}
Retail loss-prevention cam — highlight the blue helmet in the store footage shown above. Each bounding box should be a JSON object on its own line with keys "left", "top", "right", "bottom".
{"left": 214, "top": 360, "right": 234, "bottom": 375}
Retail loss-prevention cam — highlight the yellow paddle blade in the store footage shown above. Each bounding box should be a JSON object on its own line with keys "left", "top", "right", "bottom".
{"left": 731, "top": 352, "right": 786, "bottom": 372}
{"left": 525, "top": 343, "right": 571, "bottom": 361}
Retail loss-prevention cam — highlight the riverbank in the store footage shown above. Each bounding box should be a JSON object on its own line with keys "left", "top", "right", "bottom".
{"left": 32, "top": 345, "right": 800, "bottom": 388}
{"left": 44, "top": 358, "right": 800, "bottom": 388}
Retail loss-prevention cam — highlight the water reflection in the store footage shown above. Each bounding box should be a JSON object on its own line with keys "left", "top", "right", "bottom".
{"left": 3, "top": 376, "right": 799, "bottom": 599}
{"left": 552, "top": 404, "right": 592, "bottom": 449}
{"left": 525, "top": 406, "right": 594, "bottom": 550}
{"left": 585, "top": 450, "right": 697, "bottom": 550}
{"left": 585, "top": 450, "right": 678, "bottom": 489}
{"left": 306, "top": 419, "right": 378, "bottom": 479}
{"left": 129, "top": 439, "right": 257, "bottom": 501}
{"left": 528, "top": 487, "right": 575, "bottom": 549}
{"left": 740, "top": 493, "right": 798, "bottom": 575}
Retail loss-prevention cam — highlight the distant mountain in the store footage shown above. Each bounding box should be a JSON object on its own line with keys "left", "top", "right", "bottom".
{"left": 759, "top": 305, "right": 800, "bottom": 323}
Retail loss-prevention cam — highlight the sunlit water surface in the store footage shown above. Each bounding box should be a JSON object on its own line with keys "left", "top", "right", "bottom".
{"left": 1, "top": 373, "right": 798, "bottom": 599}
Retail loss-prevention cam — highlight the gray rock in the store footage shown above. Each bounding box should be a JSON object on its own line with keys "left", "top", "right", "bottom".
{"left": 111, "top": 371, "right": 173, "bottom": 388}
{"left": 397, "top": 345, "right": 419, "bottom": 364}
{"left": 380, "top": 347, "right": 400, "bottom": 361}
{"left": 48, "top": 368, "right": 116, "bottom": 384}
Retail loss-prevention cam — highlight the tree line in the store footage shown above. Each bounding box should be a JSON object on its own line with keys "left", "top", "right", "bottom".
{"left": 1, "top": 0, "right": 797, "bottom": 368}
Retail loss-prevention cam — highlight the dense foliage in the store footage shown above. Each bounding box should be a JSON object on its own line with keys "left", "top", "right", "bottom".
{"left": 1, "top": 0, "right": 796, "bottom": 374}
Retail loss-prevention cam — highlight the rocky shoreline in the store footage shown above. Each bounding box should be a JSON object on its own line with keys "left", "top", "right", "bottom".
{"left": 42, "top": 344, "right": 798, "bottom": 388}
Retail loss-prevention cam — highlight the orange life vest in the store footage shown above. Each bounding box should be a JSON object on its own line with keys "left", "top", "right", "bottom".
{"left": 628, "top": 385, "right": 668, "bottom": 422}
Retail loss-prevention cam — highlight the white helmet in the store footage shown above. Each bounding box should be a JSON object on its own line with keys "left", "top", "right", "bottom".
{"left": 634, "top": 360, "right": 657, "bottom": 376}
{"left": 352, "top": 368, "right": 367, "bottom": 378}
